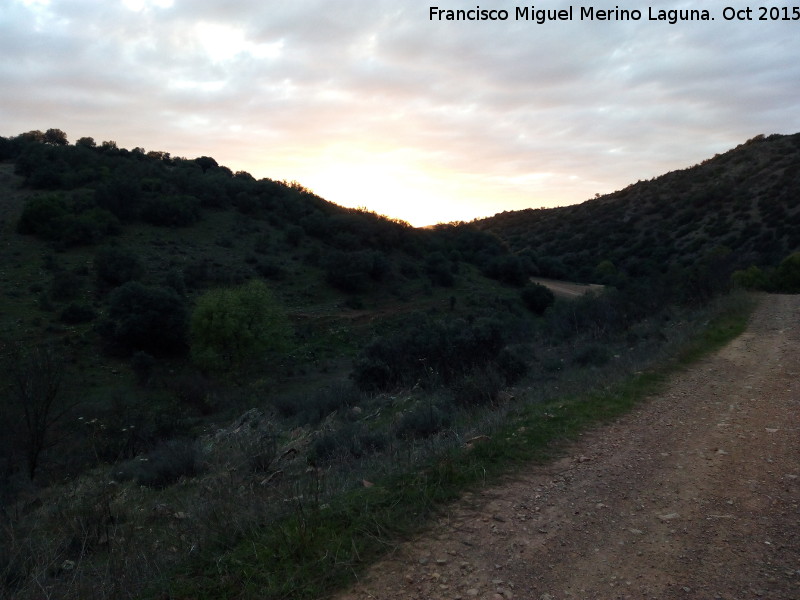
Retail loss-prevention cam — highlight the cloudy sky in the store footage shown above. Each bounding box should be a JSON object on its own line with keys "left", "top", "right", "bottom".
{"left": 2, "top": 1, "right": 799, "bottom": 225}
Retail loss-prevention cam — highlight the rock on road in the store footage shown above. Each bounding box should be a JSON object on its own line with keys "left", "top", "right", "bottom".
{"left": 335, "top": 294, "right": 800, "bottom": 600}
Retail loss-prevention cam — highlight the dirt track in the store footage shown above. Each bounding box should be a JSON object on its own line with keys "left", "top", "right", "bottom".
{"left": 335, "top": 294, "right": 800, "bottom": 600}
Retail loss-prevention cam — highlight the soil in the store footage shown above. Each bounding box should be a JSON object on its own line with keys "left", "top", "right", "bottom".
{"left": 530, "top": 277, "right": 605, "bottom": 298}
{"left": 334, "top": 293, "right": 800, "bottom": 600}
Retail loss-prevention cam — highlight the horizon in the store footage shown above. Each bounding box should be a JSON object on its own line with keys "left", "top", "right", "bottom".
{"left": 2, "top": 1, "right": 799, "bottom": 226}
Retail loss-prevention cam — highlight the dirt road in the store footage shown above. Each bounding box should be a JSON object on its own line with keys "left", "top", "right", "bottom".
{"left": 335, "top": 294, "right": 800, "bottom": 600}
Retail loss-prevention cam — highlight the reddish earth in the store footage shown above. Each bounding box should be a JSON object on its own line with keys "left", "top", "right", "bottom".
{"left": 335, "top": 294, "right": 800, "bottom": 600}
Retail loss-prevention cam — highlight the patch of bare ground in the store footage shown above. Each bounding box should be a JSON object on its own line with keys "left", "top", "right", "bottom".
{"left": 335, "top": 294, "right": 800, "bottom": 600}
{"left": 530, "top": 277, "right": 604, "bottom": 298}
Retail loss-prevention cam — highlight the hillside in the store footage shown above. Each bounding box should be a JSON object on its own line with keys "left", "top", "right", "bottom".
{"left": 0, "top": 129, "right": 791, "bottom": 599}
{"left": 478, "top": 133, "right": 800, "bottom": 283}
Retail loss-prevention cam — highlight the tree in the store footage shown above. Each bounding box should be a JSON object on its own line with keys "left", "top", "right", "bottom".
{"left": 100, "top": 282, "right": 188, "bottom": 356}
{"left": 4, "top": 343, "right": 70, "bottom": 479}
{"left": 190, "top": 279, "right": 291, "bottom": 371}
{"left": 76, "top": 136, "right": 96, "bottom": 148}
{"left": 43, "top": 128, "right": 68, "bottom": 146}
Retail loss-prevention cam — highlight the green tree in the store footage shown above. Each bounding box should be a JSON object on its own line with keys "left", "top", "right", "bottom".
{"left": 190, "top": 279, "right": 291, "bottom": 371}
{"left": 773, "top": 252, "right": 800, "bottom": 293}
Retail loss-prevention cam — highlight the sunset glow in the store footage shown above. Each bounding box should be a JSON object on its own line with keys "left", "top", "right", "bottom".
{"left": 2, "top": 1, "right": 799, "bottom": 226}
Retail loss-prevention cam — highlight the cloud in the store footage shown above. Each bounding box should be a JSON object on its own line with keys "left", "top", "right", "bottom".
{"left": 2, "top": 0, "right": 799, "bottom": 224}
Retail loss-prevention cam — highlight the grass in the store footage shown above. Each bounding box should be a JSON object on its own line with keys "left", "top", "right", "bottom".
{"left": 158, "top": 292, "right": 756, "bottom": 600}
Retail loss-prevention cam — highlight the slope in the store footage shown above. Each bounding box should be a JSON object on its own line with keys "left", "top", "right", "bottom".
{"left": 478, "top": 133, "right": 800, "bottom": 283}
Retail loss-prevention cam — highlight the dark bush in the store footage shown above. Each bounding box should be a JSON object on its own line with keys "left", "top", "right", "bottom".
{"left": 521, "top": 282, "right": 556, "bottom": 314}
{"left": 115, "top": 439, "right": 204, "bottom": 488}
{"left": 99, "top": 282, "right": 188, "bottom": 356}
{"left": 16, "top": 194, "right": 68, "bottom": 238}
{"left": 94, "top": 246, "right": 144, "bottom": 288}
{"left": 59, "top": 303, "right": 96, "bottom": 324}
{"left": 95, "top": 178, "right": 143, "bottom": 222}
{"left": 272, "top": 382, "right": 363, "bottom": 425}
{"left": 310, "top": 425, "right": 388, "bottom": 464}
{"left": 572, "top": 343, "right": 612, "bottom": 367}
{"left": 323, "top": 250, "right": 390, "bottom": 292}
{"left": 254, "top": 259, "right": 286, "bottom": 280}
{"left": 394, "top": 399, "right": 453, "bottom": 440}
{"left": 140, "top": 195, "right": 200, "bottom": 227}
{"left": 49, "top": 270, "right": 83, "bottom": 301}
{"left": 449, "top": 366, "right": 504, "bottom": 408}
{"left": 772, "top": 252, "right": 800, "bottom": 293}
{"left": 131, "top": 351, "right": 157, "bottom": 386}
{"left": 484, "top": 255, "right": 528, "bottom": 286}
{"left": 352, "top": 316, "right": 506, "bottom": 392}
{"left": 425, "top": 252, "right": 455, "bottom": 287}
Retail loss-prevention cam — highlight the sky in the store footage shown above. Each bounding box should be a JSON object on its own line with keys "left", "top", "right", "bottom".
{"left": 2, "top": 1, "right": 799, "bottom": 226}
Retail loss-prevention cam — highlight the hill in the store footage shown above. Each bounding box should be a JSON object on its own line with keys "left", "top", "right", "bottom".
{"left": 0, "top": 129, "right": 787, "bottom": 600}
{"left": 477, "top": 132, "right": 800, "bottom": 283}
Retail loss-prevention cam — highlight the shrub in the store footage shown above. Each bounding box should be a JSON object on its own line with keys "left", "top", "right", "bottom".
{"left": 99, "top": 282, "right": 188, "bottom": 356}
{"left": 190, "top": 279, "right": 291, "bottom": 371}
{"left": 323, "top": 250, "right": 390, "bottom": 292}
{"left": 352, "top": 316, "right": 506, "bottom": 392}
{"left": 16, "top": 194, "right": 68, "bottom": 238}
{"left": 140, "top": 195, "right": 200, "bottom": 227}
{"left": 772, "top": 252, "right": 800, "bottom": 293}
{"left": 49, "top": 270, "right": 83, "bottom": 301}
{"left": 94, "top": 246, "right": 144, "bottom": 288}
{"left": 449, "top": 365, "right": 504, "bottom": 408}
{"left": 272, "top": 382, "right": 363, "bottom": 425}
{"left": 572, "top": 343, "right": 611, "bottom": 367}
{"left": 131, "top": 351, "right": 157, "bottom": 386}
{"left": 115, "top": 438, "right": 204, "bottom": 488}
{"left": 521, "top": 282, "right": 556, "bottom": 315}
{"left": 483, "top": 255, "right": 528, "bottom": 286}
{"left": 310, "top": 425, "right": 388, "bottom": 464}
{"left": 395, "top": 398, "right": 453, "bottom": 440}
{"left": 59, "top": 302, "right": 96, "bottom": 324}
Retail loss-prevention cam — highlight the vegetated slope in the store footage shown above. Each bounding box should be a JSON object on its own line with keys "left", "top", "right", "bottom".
{"left": 0, "top": 131, "right": 520, "bottom": 358}
{"left": 336, "top": 293, "right": 800, "bottom": 600}
{"left": 478, "top": 132, "right": 800, "bottom": 282}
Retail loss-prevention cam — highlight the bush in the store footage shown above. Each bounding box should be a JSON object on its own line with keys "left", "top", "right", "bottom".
{"left": 94, "top": 246, "right": 144, "bottom": 288}
{"left": 732, "top": 265, "right": 769, "bottom": 290}
{"left": 140, "top": 195, "right": 200, "bottom": 227}
{"left": 521, "top": 282, "right": 556, "bottom": 315}
{"left": 131, "top": 351, "right": 157, "bottom": 386}
{"left": 115, "top": 438, "right": 204, "bottom": 488}
{"left": 272, "top": 382, "right": 363, "bottom": 425}
{"left": 449, "top": 366, "right": 504, "bottom": 408}
{"left": 352, "top": 316, "right": 507, "bottom": 392}
{"left": 49, "top": 270, "right": 83, "bottom": 301}
{"left": 59, "top": 302, "right": 96, "bottom": 324}
{"left": 190, "top": 279, "right": 291, "bottom": 371}
{"left": 99, "top": 282, "right": 188, "bottom": 356}
{"left": 773, "top": 252, "right": 800, "bottom": 293}
{"left": 323, "top": 250, "right": 391, "bottom": 292}
{"left": 16, "top": 194, "right": 68, "bottom": 238}
{"left": 572, "top": 343, "right": 612, "bottom": 367}
{"left": 483, "top": 255, "right": 528, "bottom": 286}
{"left": 310, "top": 425, "right": 388, "bottom": 464}
{"left": 395, "top": 398, "right": 453, "bottom": 440}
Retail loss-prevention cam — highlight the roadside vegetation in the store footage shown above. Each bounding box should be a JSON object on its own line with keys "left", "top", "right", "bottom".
{"left": 0, "top": 129, "right": 796, "bottom": 599}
